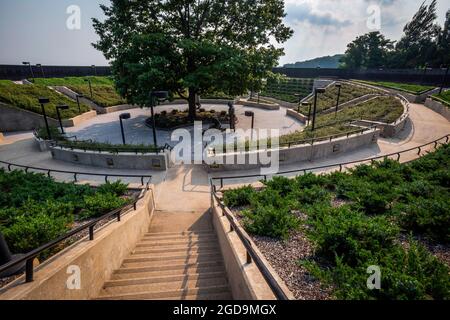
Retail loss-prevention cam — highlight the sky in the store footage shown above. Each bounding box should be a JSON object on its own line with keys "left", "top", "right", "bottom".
{"left": 0, "top": 0, "right": 448, "bottom": 66}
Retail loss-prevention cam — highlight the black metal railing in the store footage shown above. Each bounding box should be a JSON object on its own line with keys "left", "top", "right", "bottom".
{"left": 210, "top": 186, "right": 290, "bottom": 300}
{"left": 0, "top": 160, "right": 153, "bottom": 185}
{"left": 0, "top": 163, "right": 153, "bottom": 283}
{"left": 211, "top": 134, "right": 450, "bottom": 189}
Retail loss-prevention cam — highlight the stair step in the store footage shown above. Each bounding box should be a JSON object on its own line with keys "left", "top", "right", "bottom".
{"left": 145, "top": 230, "right": 214, "bottom": 237}
{"left": 111, "top": 265, "right": 226, "bottom": 280}
{"left": 122, "top": 256, "right": 223, "bottom": 269}
{"left": 155, "top": 292, "right": 233, "bottom": 300}
{"left": 105, "top": 271, "right": 227, "bottom": 287}
{"left": 124, "top": 252, "right": 221, "bottom": 263}
{"left": 101, "top": 276, "right": 228, "bottom": 296}
{"left": 97, "top": 285, "right": 230, "bottom": 300}
{"left": 115, "top": 261, "right": 224, "bottom": 274}
{"left": 141, "top": 234, "right": 216, "bottom": 241}
{"left": 136, "top": 239, "right": 215, "bottom": 248}
{"left": 132, "top": 246, "right": 220, "bottom": 256}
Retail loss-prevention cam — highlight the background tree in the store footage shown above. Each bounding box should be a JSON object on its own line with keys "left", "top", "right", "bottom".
{"left": 93, "top": 0, "right": 292, "bottom": 121}
{"left": 393, "top": 0, "right": 440, "bottom": 68}
{"left": 340, "top": 32, "right": 394, "bottom": 69}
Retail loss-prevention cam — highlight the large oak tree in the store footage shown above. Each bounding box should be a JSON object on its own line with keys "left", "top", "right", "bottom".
{"left": 93, "top": 0, "right": 292, "bottom": 120}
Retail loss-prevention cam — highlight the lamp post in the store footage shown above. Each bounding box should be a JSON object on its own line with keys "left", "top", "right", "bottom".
{"left": 312, "top": 88, "right": 326, "bottom": 132}
{"left": 440, "top": 66, "right": 449, "bottom": 95}
{"left": 56, "top": 105, "right": 69, "bottom": 134}
{"left": 245, "top": 110, "right": 255, "bottom": 140}
{"left": 39, "top": 97, "right": 51, "bottom": 140}
{"left": 22, "top": 62, "right": 34, "bottom": 82}
{"left": 75, "top": 94, "right": 84, "bottom": 113}
{"left": 149, "top": 91, "right": 169, "bottom": 147}
{"left": 335, "top": 83, "right": 342, "bottom": 117}
{"left": 119, "top": 113, "right": 131, "bottom": 145}
{"left": 36, "top": 64, "right": 45, "bottom": 78}
{"left": 84, "top": 78, "right": 93, "bottom": 98}
{"left": 228, "top": 102, "right": 236, "bottom": 131}
{"left": 91, "top": 65, "right": 97, "bottom": 76}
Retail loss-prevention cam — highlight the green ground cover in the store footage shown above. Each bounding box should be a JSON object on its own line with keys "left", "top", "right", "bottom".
{"left": 261, "top": 78, "right": 314, "bottom": 103}
{"left": 298, "top": 83, "right": 379, "bottom": 115}
{"left": 0, "top": 80, "right": 90, "bottom": 119}
{"left": 432, "top": 90, "right": 450, "bottom": 106}
{"left": 223, "top": 144, "right": 450, "bottom": 300}
{"left": 280, "top": 96, "right": 404, "bottom": 144}
{"left": 33, "top": 76, "right": 126, "bottom": 108}
{"left": 0, "top": 169, "right": 132, "bottom": 255}
{"left": 356, "top": 80, "right": 435, "bottom": 94}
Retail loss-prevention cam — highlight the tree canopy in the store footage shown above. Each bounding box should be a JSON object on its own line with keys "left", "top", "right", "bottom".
{"left": 93, "top": 0, "right": 292, "bottom": 119}
{"left": 340, "top": 1, "right": 449, "bottom": 69}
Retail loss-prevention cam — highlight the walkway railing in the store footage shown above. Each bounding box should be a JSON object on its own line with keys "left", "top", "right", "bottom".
{"left": 210, "top": 185, "right": 290, "bottom": 300}
{"left": 0, "top": 160, "right": 153, "bottom": 185}
{"left": 211, "top": 134, "right": 450, "bottom": 189}
{"left": 0, "top": 163, "right": 152, "bottom": 283}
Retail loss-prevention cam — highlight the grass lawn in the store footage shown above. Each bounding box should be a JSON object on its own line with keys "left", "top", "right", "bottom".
{"left": 298, "top": 83, "right": 379, "bottom": 115}
{"left": 432, "top": 90, "right": 450, "bottom": 106}
{"left": 0, "top": 169, "right": 132, "bottom": 256}
{"left": 32, "top": 76, "right": 114, "bottom": 86}
{"left": 0, "top": 80, "right": 90, "bottom": 119}
{"left": 357, "top": 80, "right": 435, "bottom": 94}
{"left": 280, "top": 96, "right": 404, "bottom": 144}
{"left": 223, "top": 144, "right": 450, "bottom": 300}
{"left": 32, "top": 76, "right": 126, "bottom": 108}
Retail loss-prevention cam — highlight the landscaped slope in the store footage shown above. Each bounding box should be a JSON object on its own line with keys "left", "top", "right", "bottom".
{"left": 298, "top": 83, "right": 379, "bottom": 115}
{"left": 432, "top": 90, "right": 450, "bottom": 107}
{"left": 355, "top": 80, "right": 435, "bottom": 95}
{"left": 0, "top": 169, "right": 132, "bottom": 255}
{"left": 33, "top": 76, "right": 126, "bottom": 108}
{"left": 0, "top": 80, "right": 90, "bottom": 119}
{"left": 261, "top": 78, "right": 314, "bottom": 103}
{"left": 223, "top": 144, "right": 450, "bottom": 300}
{"left": 280, "top": 96, "right": 404, "bottom": 144}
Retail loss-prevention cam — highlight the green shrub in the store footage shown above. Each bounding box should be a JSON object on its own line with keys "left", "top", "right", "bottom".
{"left": 242, "top": 205, "right": 299, "bottom": 239}
{"left": 80, "top": 193, "right": 130, "bottom": 219}
{"left": 96, "top": 180, "right": 129, "bottom": 196}
{"left": 1, "top": 212, "right": 73, "bottom": 254}
{"left": 262, "top": 176, "right": 294, "bottom": 197}
{"left": 291, "top": 185, "right": 331, "bottom": 207}
{"left": 306, "top": 205, "right": 399, "bottom": 266}
{"left": 223, "top": 185, "right": 256, "bottom": 207}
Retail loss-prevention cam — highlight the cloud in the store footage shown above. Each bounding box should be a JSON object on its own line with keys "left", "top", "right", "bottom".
{"left": 285, "top": 2, "right": 353, "bottom": 28}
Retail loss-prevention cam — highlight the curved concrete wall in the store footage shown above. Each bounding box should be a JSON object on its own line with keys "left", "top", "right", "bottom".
{"left": 424, "top": 98, "right": 450, "bottom": 122}
{"left": 238, "top": 99, "right": 280, "bottom": 110}
{"left": 50, "top": 146, "right": 170, "bottom": 171}
{"left": 206, "top": 129, "right": 381, "bottom": 171}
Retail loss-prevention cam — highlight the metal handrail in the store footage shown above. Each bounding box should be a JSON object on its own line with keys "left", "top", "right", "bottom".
{"left": 211, "top": 134, "right": 450, "bottom": 188}
{"left": 0, "top": 160, "right": 153, "bottom": 185}
{"left": 210, "top": 186, "right": 289, "bottom": 300}
{"left": 0, "top": 162, "right": 152, "bottom": 282}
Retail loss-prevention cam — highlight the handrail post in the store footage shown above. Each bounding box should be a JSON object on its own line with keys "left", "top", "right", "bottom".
{"left": 74, "top": 173, "right": 78, "bottom": 182}
{"left": 117, "top": 211, "right": 121, "bottom": 222}
{"left": 141, "top": 176, "right": 144, "bottom": 186}
{"left": 246, "top": 251, "right": 252, "bottom": 264}
{"left": 89, "top": 225, "right": 95, "bottom": 241}
{"left": 25, "top": 258, "right": 34, "bottom": 283}
{"left": 417, "top": 147, "right": 421, "bottom": 156}
{"left": 105, "top": 176, "right": 108, "bottom": 183}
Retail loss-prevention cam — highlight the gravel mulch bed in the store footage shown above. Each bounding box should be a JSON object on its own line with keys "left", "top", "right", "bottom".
{"left": 399, "top": 234, "right": 450, "bottom": 268}
{"left": 231, "top": 208, "right": 332, "bottom": 300}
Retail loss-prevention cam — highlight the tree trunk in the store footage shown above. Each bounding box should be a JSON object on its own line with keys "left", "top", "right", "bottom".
{"left": 188, "top": 88, "right": 197, "bottom": 121}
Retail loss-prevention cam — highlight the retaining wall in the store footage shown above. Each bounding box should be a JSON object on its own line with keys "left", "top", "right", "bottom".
{"left": 50, "top": 147, "right": 170, "bottom": 171}
{"left": 286, "top": 109, "right": 308, "bottom": 123}
{"left": 0, "top": 103, "right": 96, "bottom": 132}
{"left": 237, "top": 99, "right": 280, "bottom": 110}
{"left": 424, "top": 98, "right": 450, "bottom": 121}
{"left": 0, "top": 187, "right": 155, "bottom": 300}
{"left": 206, "top": 129, "right": 381, "bottom": 171}
{"left": 211, "top": 196, "right": 294, "bottom": 300}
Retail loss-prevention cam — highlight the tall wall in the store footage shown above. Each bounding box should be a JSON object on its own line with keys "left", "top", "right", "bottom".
{"left": 0, "top": 65, "right": 448, "bottom": 86}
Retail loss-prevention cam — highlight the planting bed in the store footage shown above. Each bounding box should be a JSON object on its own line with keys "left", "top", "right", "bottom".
{"left": 261, "top": 78, "right": 314, "bottom": 103}
{"left": 0, "top": 169, "right": 137, "bottom": 287}
{"left": 0, "top": 80, "right": 90, "bottom": 119}
{"left": 223, "top": 144, "right": 450, "bottom": 300}
{"left": 147, "top": 108, "right": 229, "bottom": 130}
{"left": 356, "top": 80, "right": 435, "bottom": 95}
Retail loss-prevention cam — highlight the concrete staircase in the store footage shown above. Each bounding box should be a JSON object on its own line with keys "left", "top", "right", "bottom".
{"left": 95, "top": 211, "right": 232, "bottom": 300}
